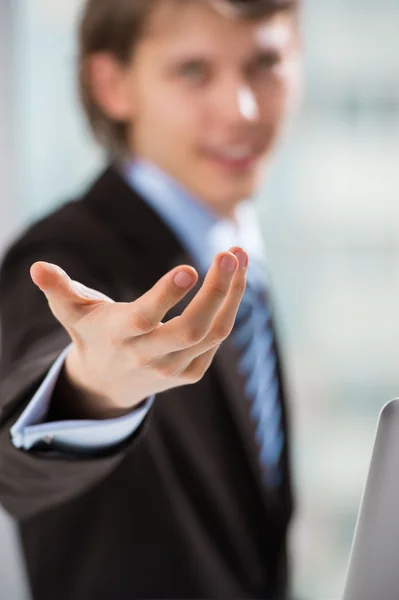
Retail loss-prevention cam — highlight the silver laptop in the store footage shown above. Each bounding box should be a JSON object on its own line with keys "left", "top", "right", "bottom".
{"left": 343, "top": 398, "right": 399, "bottom": 600}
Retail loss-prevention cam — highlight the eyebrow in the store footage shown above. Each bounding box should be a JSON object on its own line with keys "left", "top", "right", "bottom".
{"left": 164, "top": 45, "right": 283, "bottom": 65}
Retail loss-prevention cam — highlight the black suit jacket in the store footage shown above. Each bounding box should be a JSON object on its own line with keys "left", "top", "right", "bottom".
{"left": 0, "top": 166, "right": 294, "bottom": 600}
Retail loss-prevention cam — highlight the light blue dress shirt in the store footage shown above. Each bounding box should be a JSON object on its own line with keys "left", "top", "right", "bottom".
{"left": 11, "top": 159, "right": 268, "bottom": 453}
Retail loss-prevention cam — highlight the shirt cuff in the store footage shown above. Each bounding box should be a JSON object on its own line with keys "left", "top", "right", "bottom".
{"left": 10, "top": 344, "right": 154, "bottom": 452}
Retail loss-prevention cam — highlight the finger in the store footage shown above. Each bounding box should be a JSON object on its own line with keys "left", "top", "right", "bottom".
{"left": 152, "top": 247, "right": 247, "bottom": 367}
{"left": 181, "top": 346, "right": 220, "bottom": 383}
{"left": 151, "top": 344, "right": 220, "bottom": 383}
{"left": 199, "top": 245, "right": 247, "bottom": 345}
{"left": 134, "top": 250, "right": 241, "bottom": 356}
{"left": 30, "top": 261, "right": 113, "bottom": 325}
{"left": 119, "top": 265, "right": 198, "bottom": 339}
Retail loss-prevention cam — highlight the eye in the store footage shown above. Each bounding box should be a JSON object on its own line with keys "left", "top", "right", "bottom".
{"left": 252, "top": 51, "right": 281, "bottom": 73}
{"left": 178, "top": 61, "right": 208, "bottom": 82}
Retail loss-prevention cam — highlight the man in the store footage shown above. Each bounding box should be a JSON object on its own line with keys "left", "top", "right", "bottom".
{"left": 0, "top": 0, "right": 301, "bottom": 598}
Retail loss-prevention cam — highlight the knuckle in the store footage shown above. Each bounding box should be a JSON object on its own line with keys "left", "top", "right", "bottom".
{"left": 130, "top": 311, "right": 158, "bottom": 334}
{"left": 230, "top": 281, "right": 246, "bottom": 295}
{"left": 155, "top": 361, "right": 181, "bottom": 379}
{"left": 208, "top": 323, "right": 231, "bottom": 344}
{"left": 183, "top": 369, "right": 203, "bottom": 384}
{"left": 208, "top": 283, "right": 228, "bottom": 301}
{"left": 127, "top": 345, "right": 152, "bottom": 369}
{"left": 183, "top": 355, "right": 215, "bottom": 383}
{"left": 134, "top": 353, "right": 152, "bottom": 369}
{"left": 181, "top": 324, "right": 205, "bottom": 346}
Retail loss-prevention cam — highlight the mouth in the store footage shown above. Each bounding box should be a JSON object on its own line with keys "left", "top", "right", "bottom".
{"left": 202, "top": 144, "right": 263, "bottom": 172}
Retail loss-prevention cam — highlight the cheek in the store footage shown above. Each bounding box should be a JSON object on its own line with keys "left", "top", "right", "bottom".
{"left": 136, "top": 91, "right": 204, "bottom": 163}
{"left": 258, "top": 76, "right": 297, "bottom": 123}
{"left": 147, "top": 84, "right": 202, "bottom": 130}
{"left": 278, "top": 58, "right": 303, "bottom": 111}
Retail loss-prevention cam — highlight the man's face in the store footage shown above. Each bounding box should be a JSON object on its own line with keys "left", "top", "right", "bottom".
{"left": 119, "top": 0, "right": 301, "bottom": 216}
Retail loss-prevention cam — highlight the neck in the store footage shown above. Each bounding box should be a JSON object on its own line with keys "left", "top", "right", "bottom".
{"left": 203, "top": 200, "right": 240, "bottom": 222}
{"left": 129, "top": 154, "right": 243, "bottom": 223}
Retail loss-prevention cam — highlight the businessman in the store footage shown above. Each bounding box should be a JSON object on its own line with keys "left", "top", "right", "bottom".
{"left": 0, "top": 0, "right": 301, "bottom": 598}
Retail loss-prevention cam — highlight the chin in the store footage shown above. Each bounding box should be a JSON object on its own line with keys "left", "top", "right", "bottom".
{"left": 222, "top": 179, "right": 257, "bottom": 202}
{"left": 203, "top": 184, "right": 256, "bottom": 217}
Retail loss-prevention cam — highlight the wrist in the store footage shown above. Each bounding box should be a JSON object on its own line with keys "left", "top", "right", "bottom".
{"left": 50, "top": 348, "right": 126, "bottom": 420}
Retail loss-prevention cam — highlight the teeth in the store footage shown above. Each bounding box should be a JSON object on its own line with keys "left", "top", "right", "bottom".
{"left": 219, "top": 147, "right": 253, "bottom": 160}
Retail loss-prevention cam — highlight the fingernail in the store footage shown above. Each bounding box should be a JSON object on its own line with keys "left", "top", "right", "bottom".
{"left": 232, "top": 250, "right": 248, "bottom": 269}
{"left": 220, "top": 254, "right": 237, "bottom": 273}
{"left": 174, "top": 271, "right": 194, "bottom": 289}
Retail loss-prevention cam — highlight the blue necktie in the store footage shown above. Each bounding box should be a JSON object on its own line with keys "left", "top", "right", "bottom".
{"left": 231, "top": 280, "right": 284, "bottom": 488}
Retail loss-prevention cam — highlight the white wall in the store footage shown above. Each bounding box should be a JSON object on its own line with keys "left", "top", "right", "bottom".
{"left": 0, "top": 4, "right": 32, "bottom": 599}
{"left": 0, "top": 0, "right": 19, "bottom": 246}
{"left": 14, "top": 0, "right": 103, "bottom": 223}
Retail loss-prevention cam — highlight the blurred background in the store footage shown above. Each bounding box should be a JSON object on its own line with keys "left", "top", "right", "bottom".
{"left": 1, "top": 0, "right": 399, "bottom": 598}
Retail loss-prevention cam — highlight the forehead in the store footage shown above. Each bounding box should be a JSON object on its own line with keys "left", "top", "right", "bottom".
{"left": 142, "top": 0, "right": 296, "bottom": 56}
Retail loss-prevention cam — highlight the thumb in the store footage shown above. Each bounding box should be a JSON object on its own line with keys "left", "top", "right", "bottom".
{"left": 30, "top": 261, "right": 113, "bottom": 323}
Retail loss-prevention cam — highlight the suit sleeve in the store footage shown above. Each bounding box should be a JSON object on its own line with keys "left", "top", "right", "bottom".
{"left": 0, "top": 236, "right": 152, "bottom": 521}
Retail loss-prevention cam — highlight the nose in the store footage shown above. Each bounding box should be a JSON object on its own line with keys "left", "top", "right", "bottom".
{"left": 237, "top": 87, "right": 259, "bottom": 121}
{"left": 213, "top": 79, "right": 259, "bottom": 124}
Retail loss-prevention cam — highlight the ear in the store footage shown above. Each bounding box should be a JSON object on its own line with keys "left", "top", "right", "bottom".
{"left": 85, "top": 53, "right": 135, "bottom": 122}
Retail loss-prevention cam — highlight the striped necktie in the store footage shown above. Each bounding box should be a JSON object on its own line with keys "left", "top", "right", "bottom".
{"left": 231, "top": 280, "right": 284, "bottom": 488}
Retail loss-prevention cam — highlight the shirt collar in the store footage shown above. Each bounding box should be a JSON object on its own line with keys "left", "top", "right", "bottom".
{"left": 123, "top": 158, "right": 268, "bottom": 287}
